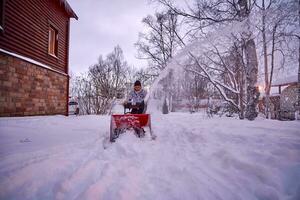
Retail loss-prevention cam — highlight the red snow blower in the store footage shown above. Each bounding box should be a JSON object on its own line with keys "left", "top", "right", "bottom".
{"left": 109, "top": 102, "right": 155, "bottom": 142}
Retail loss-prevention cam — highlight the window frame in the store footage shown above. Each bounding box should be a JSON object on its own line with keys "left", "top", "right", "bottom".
{"left": 48, "top": 23, "right": 59, "bottom": 58}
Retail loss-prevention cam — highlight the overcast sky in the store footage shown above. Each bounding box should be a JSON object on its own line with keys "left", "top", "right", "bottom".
{"left": 67, "top": 0, "right": 160, "bottom": 75}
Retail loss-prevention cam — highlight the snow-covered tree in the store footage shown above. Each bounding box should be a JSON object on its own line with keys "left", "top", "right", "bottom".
{"left": 152, "top": 0, "right": 260, "bottom": 120}
{"left": 254, "top": 0, "right": 299, "bottom": 118}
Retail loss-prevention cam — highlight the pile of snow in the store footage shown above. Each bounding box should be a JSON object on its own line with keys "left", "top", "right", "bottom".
{"left": 0, "top": 114, "right": 299, "bottom": 200}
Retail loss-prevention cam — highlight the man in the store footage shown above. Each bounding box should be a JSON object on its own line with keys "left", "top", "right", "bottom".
{"left": 125, "top": 80, "right": 147, "bottom": 114}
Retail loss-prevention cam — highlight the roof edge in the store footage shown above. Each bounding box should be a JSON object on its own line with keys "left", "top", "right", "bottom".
{"left": 57, "top": 0, "right": 78, "bottom": 20}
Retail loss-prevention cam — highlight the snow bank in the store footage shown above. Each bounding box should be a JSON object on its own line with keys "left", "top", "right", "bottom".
{"left": 0, "top": 114, "right": 299, "bottom": 200}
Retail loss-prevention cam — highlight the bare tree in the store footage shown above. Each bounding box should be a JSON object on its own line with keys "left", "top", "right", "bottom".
{"left": 254, "top": 0, "right": 272, "bottom": 118}
{"left": 154, "top": 0, "right": 244, "bottom": 38}
{"left": 153, "top": 0, "right": 259, "bottom": 120}
{"left": 71, "top": 46, "right": 130, "bottom": 115}
{"left": 135, "top": 10, "right": 181, "bottom": 75}
{"left": 181, "top": 71, "right": 208, "bottom": 112}
{"left": 89, "top": 46, "right": 129, "bottom": 114}
{"left": 134, "top": 67, "right": 157, "bottom": 88}
{"left": 72, "top": 74, "right": 92, "bottom": 115}
{"left": 253, "top": 0, "right": 299, "bottom": 119}
{"left": 236, "top": 0, "right": 260, "bottom": 120}
{"left": 184, "top": 39, "right": 248, "bottom": 119}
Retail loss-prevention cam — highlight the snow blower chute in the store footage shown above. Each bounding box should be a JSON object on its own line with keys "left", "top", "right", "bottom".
{"left": 109, "top": 102, "right": 155, "bottom": 142}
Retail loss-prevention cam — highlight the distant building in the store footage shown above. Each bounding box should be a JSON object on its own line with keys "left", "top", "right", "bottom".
{"left": 259, "top": 75, "right": 298, "bottom": 120}
{"left": 0, "top": 0, "right": 78, "bottom": 117}
{"left": 280, "top": 84, "right": 298, "bottom": 119}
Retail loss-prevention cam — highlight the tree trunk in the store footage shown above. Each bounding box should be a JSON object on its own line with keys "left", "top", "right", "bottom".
{"left": 262, "top": 0, "right": 270, "bottom": 119}
{"left": 238, "top": 0, "right": 260, "bottom": 121}
{"left": 162, "top": 97, "right": 169, "bottom": 114}
{"left": 297, "top": 0, "right": 300, "bottom": 119}
{"left": 269, "top": 23, "right": 278, "bottom": 119}
{"left": 239, "top": 67, "right": 245, "bottom": 119}
{"left": 245, "top": 39, "right": 259, "bottom": 120}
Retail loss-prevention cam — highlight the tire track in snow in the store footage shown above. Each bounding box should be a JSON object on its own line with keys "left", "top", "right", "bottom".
{"left": 168, "top": 115, "right": 286, "bottom": 200}
{"left": 146, "top": 114, "right": 251, "bottom": 200}
{"left": 0, "top": 138, "right": 102, "bottom": 200}
{"left": 53, "top": 138, "right": 107, "bottom": 200}
{"left": 0, "top": 138, "right": 98, "bottom": 176}
{"left": 71, "top": 132, "right": 154, "bottom": 200}
{"left": 178, "top": 119, "right": 269, "bottom": 199}
{"left": 75, "top": 158, "right": 144, "bottom": 200}
{"left": 1, "top": 147, "right": 78, "bottom": 176}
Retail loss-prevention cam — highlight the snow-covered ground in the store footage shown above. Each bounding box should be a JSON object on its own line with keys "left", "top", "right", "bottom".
{"left": 0, "top": 113, "right": 299, "bottom": 200}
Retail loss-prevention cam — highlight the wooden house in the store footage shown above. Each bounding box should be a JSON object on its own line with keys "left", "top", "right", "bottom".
{"left": 0, "top": 0, "right": 78, "bottom": 116}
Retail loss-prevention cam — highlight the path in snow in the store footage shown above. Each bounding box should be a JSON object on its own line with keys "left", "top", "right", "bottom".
{"left": 0, "top": 114, "right": 299, "bottom": 200}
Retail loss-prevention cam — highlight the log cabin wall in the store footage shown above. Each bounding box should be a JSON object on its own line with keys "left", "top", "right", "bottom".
{"left": 0, "top": 0, "right": 71, "bottom": 73}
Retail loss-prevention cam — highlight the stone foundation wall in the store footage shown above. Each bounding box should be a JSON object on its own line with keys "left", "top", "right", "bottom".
{"left": 0, "top": 53, "right": 68, "bottom": 117}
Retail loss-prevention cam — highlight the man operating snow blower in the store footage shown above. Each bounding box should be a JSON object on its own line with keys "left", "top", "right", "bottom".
{"left": 123, "top": 80, "right": 147, "bottom": 114}
{"left": 109, "top": 80, "right": 155, "bottom": 142}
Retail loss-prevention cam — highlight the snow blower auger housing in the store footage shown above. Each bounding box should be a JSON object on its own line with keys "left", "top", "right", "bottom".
{"left": 110, "top": 102, "right": 155, "bottom": 142}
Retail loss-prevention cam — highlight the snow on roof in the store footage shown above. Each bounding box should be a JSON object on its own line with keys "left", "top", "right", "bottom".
{"left": 271, "top": 75, "right": 298, "bottom": 86}
{"left": 57, "top": 0, "right": 78, "bottom": 20}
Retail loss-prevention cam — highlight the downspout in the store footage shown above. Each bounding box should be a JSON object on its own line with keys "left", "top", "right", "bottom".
{"left": 65, "top": 19, "right": 70, "bottom": 116}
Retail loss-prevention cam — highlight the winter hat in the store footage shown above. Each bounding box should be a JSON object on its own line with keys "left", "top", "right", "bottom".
{"left": 134, "top": 80, "right": 141, "bottom": 86}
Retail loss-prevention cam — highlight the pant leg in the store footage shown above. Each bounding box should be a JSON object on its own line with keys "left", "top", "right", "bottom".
{"left": 136, "top": 102, "right": 145, "bottom": 114}
{"left": 131, "top": 102, "right": 145, "bottom": 114}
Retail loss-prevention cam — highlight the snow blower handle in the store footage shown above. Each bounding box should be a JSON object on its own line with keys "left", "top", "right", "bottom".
{"left": 123, "top": 102, "right": 143, "bottom": 114}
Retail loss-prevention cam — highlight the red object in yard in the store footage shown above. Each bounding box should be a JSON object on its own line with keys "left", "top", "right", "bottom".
{"left": 112, "top": 114, "right": 150, "bottom": 128}
{"left": 110, "top": 114, "right": 155, "bottom": 142}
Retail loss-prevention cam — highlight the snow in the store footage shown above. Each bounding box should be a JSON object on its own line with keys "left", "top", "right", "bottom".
{"left": 145, "top": 19, "right": 251, "bottom": 105}
{"left": 0, "top": 48, "right": 68, "bottom": 76}
{"left": 0, "top": 113, "right": 300, "bottom": 200}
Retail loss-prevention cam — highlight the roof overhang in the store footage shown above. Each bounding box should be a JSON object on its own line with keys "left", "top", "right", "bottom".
{"left": 271, "top": 75, "right": 298, "bottom": 87}
{"left": 57, "top": 0, "right": 78, "bottom": 20}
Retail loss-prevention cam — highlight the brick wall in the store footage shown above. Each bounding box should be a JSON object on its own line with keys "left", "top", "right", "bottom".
{"left": 0, "top": 53, "right": 68, "bottom": 117}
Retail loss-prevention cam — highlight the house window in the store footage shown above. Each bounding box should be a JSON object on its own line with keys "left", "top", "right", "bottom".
{"left": 0, "top": 0, "right": 4, "bottom": 30}
{"left": 48, "top": 25, "right": 58, "bottom": 57}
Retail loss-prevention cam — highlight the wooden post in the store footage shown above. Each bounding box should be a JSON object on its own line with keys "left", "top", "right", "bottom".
{"left": 279, "top": 85, "right": 281, "bottom": 94}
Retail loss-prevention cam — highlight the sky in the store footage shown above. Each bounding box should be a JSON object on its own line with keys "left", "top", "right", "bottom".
{"left": 67, "top": 0, "right": 160, "bottom": 76}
